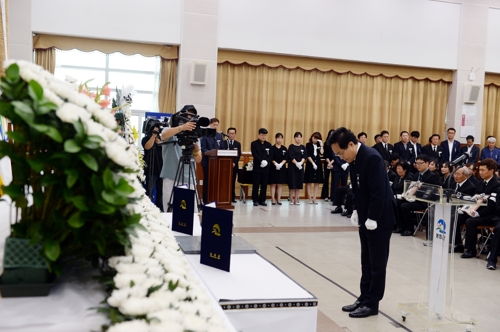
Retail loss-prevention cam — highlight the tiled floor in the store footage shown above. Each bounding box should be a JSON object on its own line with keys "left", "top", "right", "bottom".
{"left": 231, "top": 199, "right": 500, "bottom": 332}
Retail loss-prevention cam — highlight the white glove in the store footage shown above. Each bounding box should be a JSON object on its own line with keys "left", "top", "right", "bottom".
{"left": 341, "top": 163, "right": 349, "bottom": 171}
{"left": 317, "top": 140, "right": 323, "bottom": 146}
{"left": 350, "top": 210, "right": 359, "bottom": 227}
{"left": 312, "top": 162, "right": 317, "bottom": 170}
{"left": 365, "top": 218, "right": 377, "bottom": 230}
{"left": 260, "top": 160, "right": 268, "bottom": 168}
{"left": 275, "top": 163, "right": 282, "bottom": 170}
{"left": 296, "top": 163, "right": 302, "bottom": 170}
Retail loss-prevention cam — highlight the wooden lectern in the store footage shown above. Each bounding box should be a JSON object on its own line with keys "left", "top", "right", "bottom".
{"left": 204, "top": 149, "right": 238, "bottom": 209}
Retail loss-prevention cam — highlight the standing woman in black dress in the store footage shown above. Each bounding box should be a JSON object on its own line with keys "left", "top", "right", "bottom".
{"left": 304, "top": 132, "right": 324, "bottom": 204}
{"left": 288, "top": 132, "right": 307, "bottom": 205}
{"left": 269, "top": 133, "right": 288, "bottom": 205}
{"left": 321, "top": 129, "right": 335, "bottom": 201}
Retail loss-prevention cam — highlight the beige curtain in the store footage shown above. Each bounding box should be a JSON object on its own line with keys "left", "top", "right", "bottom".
{"left": 216, "top": 62, "right": 450, "bottom": 150}
{"left": 0, "top": 0, "right": 8, "bottom": 75}
{"left": 483, "top": 82, "right": 500, "bottom": 146}
{"left": 34, "top": 47, "right": 56, "bottom": 73}
{"left": 158, "top": 58, "right": 177, "bottom": 114}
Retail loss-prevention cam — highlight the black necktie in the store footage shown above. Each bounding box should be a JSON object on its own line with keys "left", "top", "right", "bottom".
{"left": 433, "top": 147, "right": 436, "bottom": 153}
{"left": 456, "top": 183, "right": 459, "bottom": 191}
{"left": 385, "top": 144, "right": 388, "bottom": 152}
{"left": 418, "top": 173, "right": 422, "bottom": 181}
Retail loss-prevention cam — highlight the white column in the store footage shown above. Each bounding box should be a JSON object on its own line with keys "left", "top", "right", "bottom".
{"left": 7, "top": 0, "right": 32, "bottom": 61}
{"left": 445, "top": 3, "right": 488, "bottom": 143}
{"left": 176, "top": 0, "right": 219, "bottom": 119}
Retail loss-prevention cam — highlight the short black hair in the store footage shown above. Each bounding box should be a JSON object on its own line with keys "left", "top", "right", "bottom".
{"left": 275, "top": 132, "right": 283, "bottom": 139}
{"left": 410, "top": 131, "right": 420, "bottom": 138}
{"left": 374, "top": 134, "right": 381, "bottom": 141}
{"left": 400, "top": 131, "right": 409, "bottom": 136}
{"left": 416, "top": 154, "right": 430, "bottom": 163}
{"left": 389, "top": 153, "right": 400, "bottom": 162}
{"left": 479, "top": 158, "right": 498, "bottom": 172}
{"left": 447, "top": 128, "right": 456, "bottom": 133}
{"left": 381, "top": 130, "right": 389, "bottom": 136}
{"left": 210, "top": 118, "right": 220, "bottom": 124}
{"left": 258, "top": 128, "right": 268, "bottom": 135}
{"left": 431, "top": 133, "right": 441, "bottom": 140}
{"left": 396, "top": 161, "right": 409, "bottom": 172}
{"left": 227, "top": 127, "right": 236, "bottom": 133}
{"left": 357, "top": 132, "right": 367, "bottom": 139}
{"left": 327, "top": 127, "right": 358, "bottom": 149}
{"left": 293, "top": 131, "right": 302, "bottom": 138}
{"left": 466, "top": 135, "right": 474, "bottom": 141}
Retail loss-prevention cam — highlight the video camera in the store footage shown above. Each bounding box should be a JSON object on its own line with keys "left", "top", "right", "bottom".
{"left": 142, "top": 117, "right": 168, "bottom": 136}
{"left": 168, "top": 105, "right": 215, "bottom": 149}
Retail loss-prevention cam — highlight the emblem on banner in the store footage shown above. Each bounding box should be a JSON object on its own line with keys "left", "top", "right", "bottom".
{"left": 435, "top": 219, "right": 446, "bottom": 240}
{"left": 180, "top": 200, "right": 187, "bottom": 210}
{"left": 212, "top": 224, "right": 221, "bottom": 236}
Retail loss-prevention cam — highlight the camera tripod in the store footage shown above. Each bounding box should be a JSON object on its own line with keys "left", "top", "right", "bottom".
{"left": 166, "top": 150, "right": 203, "bottom": 212}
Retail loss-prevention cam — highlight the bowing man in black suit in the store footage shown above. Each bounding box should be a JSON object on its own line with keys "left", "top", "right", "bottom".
{"left": 393, "top": 131, "right": 412, "bottom": 164}
{"left": 222, "top": 127, "right": 241, "bottom": 203}
{"left": 373, "top": 130, "right": 393, "bottom": 161}
{"left": 422, "top": 134, "right": 444, "bottom": 163}
{"left": 250, "top": 128, "right": 273, "bottom": 206}
{"left": 201, "top": 118, "right": 224, "bottom": 203}
{"left": 440, "top": 128, "right": 461, "bottom": 162}
{"left": 328, "top": 127, "right": 396, "bottom": 318}
{"left": 456, "top": 159, "right": 500, "bottom": 257}
{"left": 399, "top": 154, "right": 440, "bottom": 236}
{"left": 460, "top": 135, "right": 480, "bottom": 164}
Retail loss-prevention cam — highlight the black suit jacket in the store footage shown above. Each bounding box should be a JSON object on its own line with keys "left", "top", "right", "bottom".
{"left": 222, "top": 139, "right": 241, "bottom": 166}
{"left": 474, "top": 177, "right": 500, "bottom": 218}
{"left": 251, "top": 140, "right": 273, "bottom": 173}
{"left": 201, "top": 133, "right": 224, "bottom": 167}
{"left": 455, "top": 179, "right": 476, "bottom": 196}
{"left": 373, "top": 142, "right": 394, "bottom": 161}
{"left": 460, "top": 145, "right": 480, "bottom": 164}
{"left": 350, "top": 144, "right": 396, "bottom": 230}
{"left": 440, "top": 140, "right": 461, "bottom": 162}
{"left": 422, "top": 145, "right": 444, "bottom": 163}
{"left": 411, "top": 169, "right": 440, "bottom": 185}
{"left": 393, "top": 142, "right": 412, "bottom": 163}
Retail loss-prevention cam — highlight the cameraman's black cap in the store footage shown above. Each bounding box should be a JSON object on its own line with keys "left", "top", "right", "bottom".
{"left": 180, "top": 104, "right": 197, "bottom": 115}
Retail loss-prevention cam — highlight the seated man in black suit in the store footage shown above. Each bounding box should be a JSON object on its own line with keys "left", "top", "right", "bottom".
{"left": 371, "top": 134, "right": 381, "bottom": 148}
{"left": 373, "top": 130, "right": 393, "bottom": 161}
{"left": 399, "top": 154, "right": 440, "bottom": 236}
{"left": 422, "top": 134, "right": 444, "bottom": 163}
{"left": 458, "top": 158, "right": 500, "bottom": 257}
{"left": 461, "top": 135, "right": 480, "bottom": 164}
{"left": 384, "top": 160, "right": 397, "bottom": 183}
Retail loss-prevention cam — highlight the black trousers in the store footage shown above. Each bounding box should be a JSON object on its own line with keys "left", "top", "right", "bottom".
{"left": 203, "top": 166, "right": 209, "bottom": 204}
{"left": 321, "top": 167, "right": 331, "bottom": 199}
{"left": 400, "top": 201, "right": 428, "bottom": 232}
{"left": 330, "top": 171, "right": 348, "bottom": 202}
{"left": 464, "top": 217, "right": 494, "bottom": 253}
{"left": 394, "top": 199, "right": 405, "bottom": 230}
{"left": 358, "top": 225, "right": 392, "bottom": 310}
{"left": 334, "top": 186, "right": 353, "bottom": 212}
{"left": 487, "top": 221, "right": 500, "bottom": 263}
{"left": 231, "top": 166, "right": 238, "bottom": 201}
{"left": 252, "top": 172, "right": 269, "bottom": 203}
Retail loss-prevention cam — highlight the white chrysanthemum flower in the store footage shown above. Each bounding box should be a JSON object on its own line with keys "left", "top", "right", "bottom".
{"left": 118, "top": 297, "right": 157, "bottom": 316}
{"left": 113, "top": 273, "right": 147, "bottom": 289}
{"left": 108, "top": 256, "right": 133, "bottom": 268}
{"left": 56, "top": 103, "right": 92, "bottom": 123}
{"left": 115, "top": 263, "right": 148, "bottom": 274}
{"left": 106, "top": 319, "right": 149, "bottom": 332}
{"left": 149, "top": 321, "right": 184, "bottom": 332}
{"left": 182, "top": 314, "right": 209, "bottom": 332}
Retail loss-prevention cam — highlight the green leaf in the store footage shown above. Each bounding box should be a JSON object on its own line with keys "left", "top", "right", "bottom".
{"left": 115, "top": 178, "right": 135, "bottom": 196}
{"left": 86, "top": 135, "right": 104, "bottom": 144}
{"left": 40, "top": 174, "right": 60, "bottom": 186}
{"left": 5, "top": 63, "right": 20, "bottom": 82}
{"left": 94, "top": 237, "right": 105, "bottom": 256}
{"left": 27, "top": 222, "right": 43, "bottom": 244}
{"left": 102, "top": 167, "right": 115, "bottom": 190}
{"left": 72, "top": 195, "right": 89, "bottom": 211}
{"left": 102, "top": 190, "right": 128, "bottom": 206}
{"left": 6, "top": 131, "right": 27, "bottom": 143}
{"left": 37, "top": 99, "right": 57, "bottom": 115}
{"left": 31, "top": 123, "right": 63, "bottom": 143}
{"left": 92, "top": 202, "right": 116, "bottom": 215}
{"left": 28, "top": 80, "right": 43, "bottom": 100}
{"left": 73, "top": 120, "right": 85, "bottom": 138}
{"left": 147, "top": 284, "right": 163, "bottom": 297}
{"left": 32, "top": 192, "right": 45, "bottom": 207}
{"left": 26, "top": 158, "right": 45, "bottom": 173}
{"left": 64, "top": 139, "right": 82, "bottom": 153}
{"left": 67, "top": 211, "right": 85, "bottom": 228}
{"left": 66, "top": 172, "right": 78, "bottom": 188}
{"left": 2, "top": 184, "right": 23, "bottom": 199}
{"left": 79, "top": 153, "right": 98, "bottom": 172}
{"left": 168, "top": 280, "right": 179, "bottom": 291}
{"left": 82, "top": 139, "right": 100, "bottom": 150}
{"left": 44, "top": 240, "right": 61, "bottom": 261}
{"left": 11, "top": 101, "right": 34, "bottom": 124}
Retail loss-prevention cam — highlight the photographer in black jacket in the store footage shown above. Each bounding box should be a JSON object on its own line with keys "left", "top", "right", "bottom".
{"left": 142, "top": 124, "right": 164, "bottom": 211}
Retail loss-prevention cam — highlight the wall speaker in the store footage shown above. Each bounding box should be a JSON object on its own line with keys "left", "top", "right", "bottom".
{"left": 190, "top": 62, "right": 208, "bottom": 85}
{"left": 463, "top": 83, "right": 481, "bottom": 104}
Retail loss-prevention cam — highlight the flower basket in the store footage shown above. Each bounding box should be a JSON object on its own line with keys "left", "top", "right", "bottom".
{"left": 0, "top": 237, "right": 55, "bottom": 297}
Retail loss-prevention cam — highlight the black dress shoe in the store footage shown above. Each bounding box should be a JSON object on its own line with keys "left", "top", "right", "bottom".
{"left": 341, "top": 210, "right": 352, "bottom": 217}
{"left": 331, "top": 206, "right": 343, "bottom": 214}
{"left": 277, "top": 202, "right": 282, "bottom": 205}
{"left": 232, "top": 200, "right": 237, "bottom": 203}
{"left": 460, "top": 251, "right": 476, "bottom": 258}
{"left": 345, "top": 214, "right": 352, "bottom": 218}
{"left": 453, "top": 245, "right": 464, "bottom": 253}
{"left": 400, "top": 230, "right": 413, "bottom": 236}
{"left": 392, "top": 228, "right": 403, "bottom": 234}
{"left": 348, "top": 305, "right": 378, "bottom": 318}
{"left": 259, "top": 202, "right": 267, "bottom": 206}
{"left": 253, "top": 202, "right": 258, "bottom": 206}
{"left": 271, "top": 202, "right": 276, "bottom": 205}
{"left": 341, "top": 300, "right": 361, "bottom": 312}
{"left": 486, "top": 260, "right": 497, "bottom": 270}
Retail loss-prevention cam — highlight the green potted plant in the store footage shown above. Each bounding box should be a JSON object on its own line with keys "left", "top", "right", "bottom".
{"left": 0, "top": 61, "right": 145, "bottom": 296}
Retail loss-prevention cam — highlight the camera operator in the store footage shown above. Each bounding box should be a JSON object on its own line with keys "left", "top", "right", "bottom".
{"left": 142, "top": 125, "right": 164, "bottom": 211}
{"left": 160, "top": 105, "right": 202, "bottom": 212}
